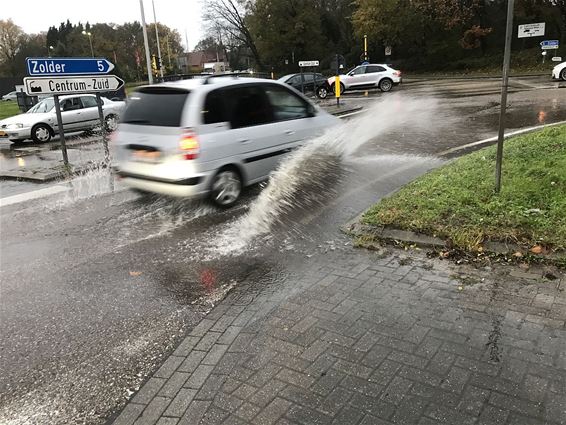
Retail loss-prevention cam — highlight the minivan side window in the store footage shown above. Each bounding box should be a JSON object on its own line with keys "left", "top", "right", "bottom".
{"left": 202, "top": 89, "right": 228, "bottom": 124}
{"left": 228, "top": 86, "right": 274, "bottom": 129}
{"left": 264, "top": 84, "right": 309, "bottom": 121}
{"left": 121, "top": 88, "right": 189, "bottom": 127}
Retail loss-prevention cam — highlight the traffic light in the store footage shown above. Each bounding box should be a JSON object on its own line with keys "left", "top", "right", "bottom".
{"left": 151, "top": 54, "right": 157, "bottom": 72}
{"left": 156, "top": 56, "right": 162, "bottom": 70}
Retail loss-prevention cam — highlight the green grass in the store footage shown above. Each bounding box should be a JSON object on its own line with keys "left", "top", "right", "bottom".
{"left": 0, "top": 101, "right": 20, "bottom": 120}
{"left": 362, "top": 125, "right": 566, "bottom": 253}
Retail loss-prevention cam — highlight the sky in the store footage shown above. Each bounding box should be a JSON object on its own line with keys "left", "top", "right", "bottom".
{"left": 4, "top": 0, "right": 204, "bottom": 51}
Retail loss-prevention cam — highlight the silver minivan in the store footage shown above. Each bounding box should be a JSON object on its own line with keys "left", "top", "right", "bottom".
{"left": 113, "top": 77, "right": 339, "bottom": 207}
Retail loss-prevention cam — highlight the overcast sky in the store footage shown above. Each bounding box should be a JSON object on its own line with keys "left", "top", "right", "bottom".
{"left": 5, "top": 0, "right": 204, "bottom": 51}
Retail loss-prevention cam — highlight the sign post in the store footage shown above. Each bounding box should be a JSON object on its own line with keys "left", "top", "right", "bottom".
{"left": 495, "top": 0, "right": 515, "bottom": 194}
{"left": 298, "top": 61, "right": 320, "bottom": 95}
{"left": 24, "top": 57, "right": 123, "bottom": 168}
{"left": 53, "top": 95, "right": 69, "bottom": 166}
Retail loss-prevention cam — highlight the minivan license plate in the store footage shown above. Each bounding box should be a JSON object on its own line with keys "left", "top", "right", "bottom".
{"left": 132, "top": 149, "right": 161, "bottom": 162}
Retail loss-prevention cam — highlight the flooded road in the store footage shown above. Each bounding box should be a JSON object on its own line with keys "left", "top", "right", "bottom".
{"left": 0, "top": 76, "right": 565, "bottom": 424}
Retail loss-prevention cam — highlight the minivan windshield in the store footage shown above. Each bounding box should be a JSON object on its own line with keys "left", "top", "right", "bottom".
{"left": 121, "top": 88, "right": 189, "bottom": 127}
{"left": 27, "top": 98, "right": 55, "bottom": 113}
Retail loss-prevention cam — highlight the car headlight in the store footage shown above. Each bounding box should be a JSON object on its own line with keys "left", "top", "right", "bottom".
{"left": 6, "top": 123, "right": 24, "bottom": 129}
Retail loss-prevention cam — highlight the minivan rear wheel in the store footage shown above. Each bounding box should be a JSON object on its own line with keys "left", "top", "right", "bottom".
{"left": 211, "top": 169, "right": 242, "bottom": 208}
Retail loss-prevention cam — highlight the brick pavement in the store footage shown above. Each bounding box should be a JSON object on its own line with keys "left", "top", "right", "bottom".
{"left": 111, "top": 249, "right": 566, "bottom": 425}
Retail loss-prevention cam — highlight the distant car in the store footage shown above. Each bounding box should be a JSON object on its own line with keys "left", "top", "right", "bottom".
{"left": 0, "top": 94, "right": 125, "bottom": 143}
{"left": 552, "top": 61, "right": 566, "bottom": 81}
{"left": 278, "top": 73, "right": 327, "bottom": 94}
{"left": 113, "top": 76, "right": 340, "bottom": 207}
{"left": 1, "top": 91, "right": 18, "bottom": 101}
{"left": 322, "top": 64, "right": 402, "bottom": 97}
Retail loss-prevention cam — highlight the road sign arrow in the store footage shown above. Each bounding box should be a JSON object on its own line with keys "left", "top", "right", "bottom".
{"left": 23, "top": 75, "right": 124, "bottom": 95}
{"left": 26, "top": 57, "right": 115, "bottom": 76}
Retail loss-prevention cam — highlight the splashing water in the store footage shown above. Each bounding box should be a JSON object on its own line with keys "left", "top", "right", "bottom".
{"left": 208, "top": 94, "right": 439, "bottom": 255}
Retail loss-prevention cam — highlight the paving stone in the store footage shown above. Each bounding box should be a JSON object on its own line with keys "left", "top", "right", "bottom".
{"left": 477, "top": 404, "right": 508, "bottom": 425}
{"left": 163, "top": 388, "right": 197, "bottom": 418}
{"left": 177, "top": 350, "right": 206, "bottom": 373}
{"left": 184, "top": 365, "right": 215, "bottom": 389}
{"left": 235, "top": 402, "right": 262, "bottom": 422}
{"left": 172, "top": 336, "right": 200, "bottom": 357}
{"left": 155, "top": 418, "right": 178, "bottom": 425}
{"left": 285, "top": 404, "right": 333, "bottom": 425}
{"left": 113, "top": 403, "right": 145, "bottom": 425}
{"left": 252, "top": 397, "right": 292, "bottom": 425}
{"left": 202, "top": 344, "right": 229, "bottom": 365}
{"left": 134, "top": 397, "right": 171, "bottom": 425}
{"left": 159, "top": 372, "right": 190, "bottom": 398}
{"left": 132, "top": 377, "right": 166, "bottom": 405}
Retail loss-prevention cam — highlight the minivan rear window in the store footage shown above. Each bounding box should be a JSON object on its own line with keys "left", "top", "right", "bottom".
{"left": 121, "top": 88, "right": 189, "bottom": 127}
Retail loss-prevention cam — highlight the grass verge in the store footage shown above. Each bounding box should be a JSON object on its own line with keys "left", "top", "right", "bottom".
{"left": 362, "top": 125, "right": 566, "bottom": 258}
{"left": 0, "top": 101, "right": 20, "bottom": 120}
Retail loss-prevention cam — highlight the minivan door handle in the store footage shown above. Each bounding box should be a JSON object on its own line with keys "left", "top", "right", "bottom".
{"left": 284, "top": 130, "right": 295, "bottom": 135}
{"left": 237, "top": 138, "right": 250, "bottom": 144}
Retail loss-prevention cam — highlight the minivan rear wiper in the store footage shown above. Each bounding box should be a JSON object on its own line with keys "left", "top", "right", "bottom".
{"left": 122, "top": 119, "right": 150, "bottom": 124}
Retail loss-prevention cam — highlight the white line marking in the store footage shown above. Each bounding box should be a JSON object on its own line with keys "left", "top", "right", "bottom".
{"left": 438, "top": 120, "right": 566, "bottom": 156}
{"left": 0, "top": 185, "right": 70, "bottom": 208}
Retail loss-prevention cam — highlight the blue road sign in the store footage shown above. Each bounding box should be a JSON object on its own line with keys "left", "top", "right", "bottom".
{"left": 540, "top": 40, "right": 559, "bottom": 49}
{"left": 26, "top": 57, "right": 114, "bottom": 76}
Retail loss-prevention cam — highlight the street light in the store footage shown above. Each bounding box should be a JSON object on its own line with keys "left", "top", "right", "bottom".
{"left": 48, "top": 45, "right": 54, "bottom": 57}
{"left": 82, "top": 30, "right": 94, "bottom": 57}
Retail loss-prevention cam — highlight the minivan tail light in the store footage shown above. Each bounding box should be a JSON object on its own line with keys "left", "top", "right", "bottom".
{"left": 179, "top": 129, "right": 199, "bottom": 160}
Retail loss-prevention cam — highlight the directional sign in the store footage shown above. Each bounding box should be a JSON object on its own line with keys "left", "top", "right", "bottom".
{"left": 518, "top": 22, "right": 545, "bottom": 38}
{"left": 552, "top": 57, "right": 563, "bottom": 62}
{"left": 385, "top": 46, "right": 392, "bottom": 56}
{"left": 23, "top": 75, "right": 124, "bottom": 96}
{"left": 298, "top": 60, "right": 319, "bottom": 67}
{"left": 26, "top": 57, "right": 114, "bottom": 76}
{"left": 540, "top": 40, "right": 559, "bottom": 50}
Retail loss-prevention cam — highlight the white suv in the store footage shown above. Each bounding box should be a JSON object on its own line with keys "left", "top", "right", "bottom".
{"left": 113, "top": 76, "right": 339, "bottom": 207}
{"left": 327, "top": 64, "right": 401, "bottom": 94}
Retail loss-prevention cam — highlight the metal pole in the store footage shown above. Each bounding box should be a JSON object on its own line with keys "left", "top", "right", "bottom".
{"left": 89, "top": 34, "right": 94, "bottom": 58}
{"left": 139, "top": 0, "right": 154, "bottom": 84}
{"left": 96, "top": 94, "right": 109, "bottom": 163}
{"left": 151, "top": 0, "right": 164, "bottom": 79}
{"left": 53, "top": 95, "right": 69, "bottom": 166}
{"left": 495, "top": 0, "right": 515, "bottom": 194}
{"left": 300, "top": 67, "right": 304, "bottom": 94}
{"left": 335, "top": 54, "right": 340, "bottom": 106}
{"left": 364, "top": 34, "right": 368, "bottom": 61}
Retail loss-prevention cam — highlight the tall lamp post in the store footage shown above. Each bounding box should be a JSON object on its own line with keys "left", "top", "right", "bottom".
{"left": 139, "top": 0, "right": 154, "bottom": 84}
{"left": 82, "top": 31, "right": 94, "bottom": 57}
{"left": 152, "top": 0, "right": 164, "bottom": 79}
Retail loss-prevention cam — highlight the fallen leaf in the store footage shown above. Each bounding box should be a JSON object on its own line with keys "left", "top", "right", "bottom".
{"left": 458, "top": 286, "right": 463, "bottom": 291}
{"left": 513, "top": 251, "right": 523, "bottom": 258}
{"left": 530, "top": 245, "right": 544, "bottom": 254}
{"left": 129, "top": 271, "right": 142, "bottom": 277}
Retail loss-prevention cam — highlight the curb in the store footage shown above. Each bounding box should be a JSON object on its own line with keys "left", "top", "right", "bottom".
{"left": 0, "top": 162, "right": 107, "bottom": 183}
{"left": 403, "top": 72, "right": 549, "bottom": 82}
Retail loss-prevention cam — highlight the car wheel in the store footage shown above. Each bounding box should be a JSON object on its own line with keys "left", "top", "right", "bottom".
{"left": 211, "top": 168, "right": 242, "bottom": 208}
{"left": 31, "top": 124, "right": 52, "bottom": 143}
{"left": 316, "top": 86, "right": 328, "bottom": 99}
{"left": 561, "top": 68, "right": 566, "bottom": 81}
{"left": 105, "top": 114, "right": 118, "bottom": 132}
{"left": 379, "top": 78, "right": 393, "bottom": 92}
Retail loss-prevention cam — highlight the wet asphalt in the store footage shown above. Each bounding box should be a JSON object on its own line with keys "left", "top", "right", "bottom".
{"left": 0, "top": 76, "right": 565, "bottom": 424}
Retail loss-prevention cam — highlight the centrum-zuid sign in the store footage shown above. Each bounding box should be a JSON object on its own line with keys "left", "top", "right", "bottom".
{"left": 23, "top": 56, "right": 121, "bottom": 166}
{"left": 26, "top": 58, "right": 114, "bottom": 75}
{"left": 23, "top": 75, "right": 124, "bottom": 95}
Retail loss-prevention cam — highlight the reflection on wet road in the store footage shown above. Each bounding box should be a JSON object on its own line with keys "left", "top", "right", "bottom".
{"left": 0, "top": 76, "right": 565, "bottom": 424}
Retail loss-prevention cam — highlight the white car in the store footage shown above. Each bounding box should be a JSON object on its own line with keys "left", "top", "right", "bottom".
{"left": 1, "top": 91, "right": 18, "bottom": 101}
{"left": 113, "top": 76, "right": 339, "bottom": 207}
{"left": 0, "top": 94, "right": 124, "bottom": 143}
{"left": 552, "top": 61, "right": 566, "bottom": 81}
{"left": 327, "top": 64, "right": 402, "bottom": 94}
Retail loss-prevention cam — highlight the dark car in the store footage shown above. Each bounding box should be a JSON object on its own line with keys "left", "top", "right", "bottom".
{"left": 278, "top": 73, "right": 327, "bottom": 95}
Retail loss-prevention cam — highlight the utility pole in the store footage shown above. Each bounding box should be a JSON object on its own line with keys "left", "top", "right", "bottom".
{"left": 364, "top": 34, "right": 368, "bottom": 61}
{"left": 139, "top": 0, "right": 154, "bottom": 84}
{"left": 495, "top": 0, "right": 515, "bottom": 193}
{"left": 151, "top": 0, "right": 164, "bottom": 79}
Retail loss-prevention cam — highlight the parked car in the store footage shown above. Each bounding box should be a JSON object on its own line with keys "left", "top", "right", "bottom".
{"left": 552, "top": 61, "right": 566, "bottom": 81}
{"left": 278, "top": 73, "right": 327, "bottom": 94}
{"left": 112, "top": 76, "right": 339, "bottom": 207}
{"left": 320, "top": 64, "right": 402, "bottom": 98}
{"left": 0, "top": 94, "right": 125, "bottom": 143}
{"left": 1, "top": 91, "right": 18, "bottom": 101}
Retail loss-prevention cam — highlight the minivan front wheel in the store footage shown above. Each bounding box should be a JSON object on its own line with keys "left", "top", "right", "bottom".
{"left": 211, "top": 169, "right": 242, "bottom": 208}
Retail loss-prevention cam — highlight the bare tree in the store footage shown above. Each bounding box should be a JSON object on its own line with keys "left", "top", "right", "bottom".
{"left": 203, "top": 0, "right": 264, "bottom": 70}
{"left": 0, "top": 19, "right": 25, "bottom": 76}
